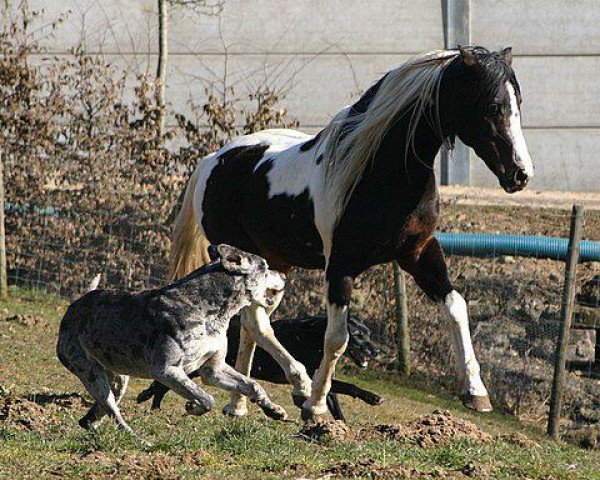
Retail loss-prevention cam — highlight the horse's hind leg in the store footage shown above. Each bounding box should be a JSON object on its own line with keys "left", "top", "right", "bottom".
{"left": 224, "top": 323, "right": 256, "bottom": 416}
{"left": 226, "top": 301, "right": 312, "bottom": 415}
{"left": 399, "top": 237, "right": 492, "bottom": 412}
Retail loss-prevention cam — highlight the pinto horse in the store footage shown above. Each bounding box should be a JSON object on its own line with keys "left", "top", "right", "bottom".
{"left": 169, "top": 46, "right": 533, "bottom": 420}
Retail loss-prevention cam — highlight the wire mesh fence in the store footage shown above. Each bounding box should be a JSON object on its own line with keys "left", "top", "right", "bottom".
{"left": 5, "top": 196, "right": 600, "bottom": 445}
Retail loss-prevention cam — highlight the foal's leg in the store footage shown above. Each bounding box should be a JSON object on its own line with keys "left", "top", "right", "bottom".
{"left": 302, "top": 271, "right": 352, "bottom": 420}
{"left": 81, "top": 373, "right": 130, "bottom": 428}
{"left": 201, "top": 359, "right": 287, "bottom": 420}
{"left": 400, "top": 237, "right": 492, "bottom": 412}
{"left": 153, "top": 366, "right": 216, "bottom": 416}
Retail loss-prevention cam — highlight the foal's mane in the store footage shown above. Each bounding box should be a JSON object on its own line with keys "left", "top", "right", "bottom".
{"left": 318, "top": 49, "right": 460, "bottom": 222}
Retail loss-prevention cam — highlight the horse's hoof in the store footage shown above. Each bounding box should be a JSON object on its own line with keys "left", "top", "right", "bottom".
{"left": 262, "top": 404, "right": 288, "bottom": 421}
{"left": 460, "top": 393, "right": 493, "bottom": 412}
{"left": 292, "top": 393, "right": 309, "bottom": 409}
{"left": 301, "top": 400, "right": 328, "bottom": 421}
{"left": 222, "top": 404, "right": 248, "bottom": 417}
{"left": 185, "top": 401, "right": 211, "bottom": 416}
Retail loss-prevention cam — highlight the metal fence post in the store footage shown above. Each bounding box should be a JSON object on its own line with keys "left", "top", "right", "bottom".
{"left": 441, "top": 0, "right": 471, "bottom": 185}
{"left": 393, "top": 261, "right": 410, "bottom": 376}
{"left": 547, "top": 205, "right": 585, "bottom": 440}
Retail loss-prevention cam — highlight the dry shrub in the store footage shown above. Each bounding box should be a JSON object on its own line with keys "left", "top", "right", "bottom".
{"left": 2, "top": 2, "right": 297, "bottom": 294}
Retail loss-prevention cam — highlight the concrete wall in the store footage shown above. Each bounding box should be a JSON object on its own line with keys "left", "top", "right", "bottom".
{"left": 24, "top": 0, "right": 600, "bottom": 191}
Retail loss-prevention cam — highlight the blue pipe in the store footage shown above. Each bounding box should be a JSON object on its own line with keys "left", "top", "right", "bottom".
{"left": 434, "top": 233, "right": 600, "bottom": 263}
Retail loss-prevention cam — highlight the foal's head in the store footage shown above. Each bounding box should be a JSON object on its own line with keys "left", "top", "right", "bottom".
{"left": 446, "top": 46, "right": 534, "bottom": 193}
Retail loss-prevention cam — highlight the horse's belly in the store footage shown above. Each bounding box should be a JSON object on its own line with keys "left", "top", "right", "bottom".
{"left": 200, "top": 140, "right": 326, "bottom": 270}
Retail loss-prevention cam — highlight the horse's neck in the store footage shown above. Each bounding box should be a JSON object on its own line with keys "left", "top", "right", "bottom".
{"left": 365, "top": 113, "right": 443, "bottom": 193}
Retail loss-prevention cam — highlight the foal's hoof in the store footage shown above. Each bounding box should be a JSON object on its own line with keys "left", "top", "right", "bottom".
{"left": 460, "top": 393, "right": 493, "bottom": 413}
{"left": 292, "top": 393, "right": 309, "bottom": 409}
{"left": 185, "top": 401, "right": 211, "bottom": 416}
{"left": 222, "top": 404, "right": 248, "bottom": 417}
{"left": 262, "top": 404, "right": 288, "bottom": 421}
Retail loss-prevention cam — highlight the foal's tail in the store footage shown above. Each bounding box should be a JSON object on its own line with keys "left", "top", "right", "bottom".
{"left": 169, "top": 166, "right": 211, "bottom": 281}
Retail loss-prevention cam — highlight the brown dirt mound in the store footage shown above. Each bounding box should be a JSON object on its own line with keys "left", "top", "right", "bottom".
{"left": 366, "top": 410, "right": 491, "bottom": 447}
{"left": 3, "top": 313, "right": 47, "bottom": 328}
{"left": 83, "top": 450, "right": 211, "bottom": 480}
{"left": 299, "top": 418, "right": 354, "bottom": 441}
{"left": 299, "top": 410, "right": 491, "bottom": 448}
{"left": 0, "top": 393, "right": 91, "bottom": 431}
{"left": 323, "top": 457, "right": 476, "bottom": 479}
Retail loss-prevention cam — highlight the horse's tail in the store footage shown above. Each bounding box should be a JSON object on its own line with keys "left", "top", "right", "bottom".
{"left": 169, "top": 166, "right": 211, "bottom": 281}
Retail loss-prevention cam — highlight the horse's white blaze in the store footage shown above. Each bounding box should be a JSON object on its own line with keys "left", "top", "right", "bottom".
{"left": 506, "top": 81, "right": 534, "bottom": 178}
{"left": 441, "top": 290, "right": 488, "bottom": 397}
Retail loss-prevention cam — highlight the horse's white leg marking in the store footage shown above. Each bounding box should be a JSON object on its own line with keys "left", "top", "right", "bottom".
{"left": 302, "top": 296, "right": 349, "bottom": 418}
{"left": 223, "top": 320, "right": 256, "bottom": 417}
{"left": 231, "top": 304, "right": 312, "bottom": 408}
{"left": 506, "top": 81, "right": 534, "bottom": 178}
{"left": 440, "top": 291, "right": 489, "bottom": 401}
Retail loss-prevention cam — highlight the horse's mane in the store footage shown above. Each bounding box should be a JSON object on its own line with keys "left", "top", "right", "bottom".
{"left": 318, "top": 49, "right": 460, "bottom": 223}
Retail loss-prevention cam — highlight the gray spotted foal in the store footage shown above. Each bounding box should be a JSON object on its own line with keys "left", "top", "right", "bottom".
{"left": 57, "top": 244, "right": 287, "bottom": 439}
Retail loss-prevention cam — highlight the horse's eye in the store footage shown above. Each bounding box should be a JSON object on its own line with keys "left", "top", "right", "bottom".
{"left": 486, "top": 104, "right": 501, "bottom": 116}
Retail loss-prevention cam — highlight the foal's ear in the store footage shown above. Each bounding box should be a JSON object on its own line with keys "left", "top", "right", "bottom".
{"left": 459, "top": 45, "right": 477, "bottom": 67}
{"left": 208, "top": 244, "right": 220, "bottom": 262}
{"left": 217, "top": 244, "right": 253, "bottom": 274}
{"left": 500, "top": 46, "right": 513, "bottom": 66}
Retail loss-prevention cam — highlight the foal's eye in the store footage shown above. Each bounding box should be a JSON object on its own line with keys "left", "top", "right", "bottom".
{"left": 486, "top": 104, "right": 501, "bottom": 116}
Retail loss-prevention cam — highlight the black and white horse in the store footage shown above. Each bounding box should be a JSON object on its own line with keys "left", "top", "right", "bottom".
{"left": 169, "top": 47, "right": 533, "bottom": 419}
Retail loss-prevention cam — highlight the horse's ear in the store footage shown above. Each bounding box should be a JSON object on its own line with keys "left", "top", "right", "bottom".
{"left": 459, "top": 46, "right": 477, "bottom": 67}
{"left": 500, "top": 46, "right": 513, "bottom": 66}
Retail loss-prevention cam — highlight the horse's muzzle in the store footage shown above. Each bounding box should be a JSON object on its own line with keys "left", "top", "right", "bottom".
{"left": 502, "top": 168, "right": 530, "bottom": 193}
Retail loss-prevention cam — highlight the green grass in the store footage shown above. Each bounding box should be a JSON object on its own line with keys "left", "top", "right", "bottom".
{"left": 1, "top": 287, "right": 599, "bottom": 479}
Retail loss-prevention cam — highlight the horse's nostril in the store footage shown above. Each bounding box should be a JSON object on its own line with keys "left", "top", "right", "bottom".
{"left": 514, "top": 169, "right": 528, "bottom": 184}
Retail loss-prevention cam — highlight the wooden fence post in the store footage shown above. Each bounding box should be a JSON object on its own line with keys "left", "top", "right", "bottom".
{"left": 393, "top": 261, "right": 410, "bottom": 376}
{"left": 0, "top": 154, "right": 7, "bottom": 299}
{"left": 547, "top": 205, "right": 585, "bottom": 439}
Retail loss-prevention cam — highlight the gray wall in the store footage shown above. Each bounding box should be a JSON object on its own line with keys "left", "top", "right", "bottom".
{"left": 25, "top": 0, "right": 600, "bottom": 192}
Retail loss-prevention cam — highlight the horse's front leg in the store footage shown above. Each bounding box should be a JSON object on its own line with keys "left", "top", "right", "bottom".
{"left": 400, "top": 237, "right": 492, "bottom": 412}
{"left": 302, "top": 270, "right": 352, "bottom": 420}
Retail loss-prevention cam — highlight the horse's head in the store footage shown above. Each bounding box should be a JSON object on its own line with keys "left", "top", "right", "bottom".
{"left": 449, "top": 46, "right": 534, "bottom": 193}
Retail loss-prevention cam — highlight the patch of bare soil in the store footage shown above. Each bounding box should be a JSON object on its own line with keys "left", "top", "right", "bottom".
{"left": 322, "top": 457, "right": 483, "bottom": 479}
{"left": 0, "top": 393, "right": 91, "bottom": 431}
{"left": 366, "top": 410, "right": 491, "bottom": 448}
{"left": 3, "top": 313, "right": 47, "bottom": 328}
{"left": 299, "top": 419, "right": 354, "bottom": 441}
{"left": 299, "top": 410, "right": 490, "bottom": 449}
{"left": 83, "top": 450, "right": 211, "bottom": 480}
{"left": 495, "top": 432, "right": 539, "bottom": 448}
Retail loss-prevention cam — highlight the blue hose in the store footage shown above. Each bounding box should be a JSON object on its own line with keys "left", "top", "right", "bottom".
{"left": 434, "top": 233, "right": 600, "bottom": 263}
